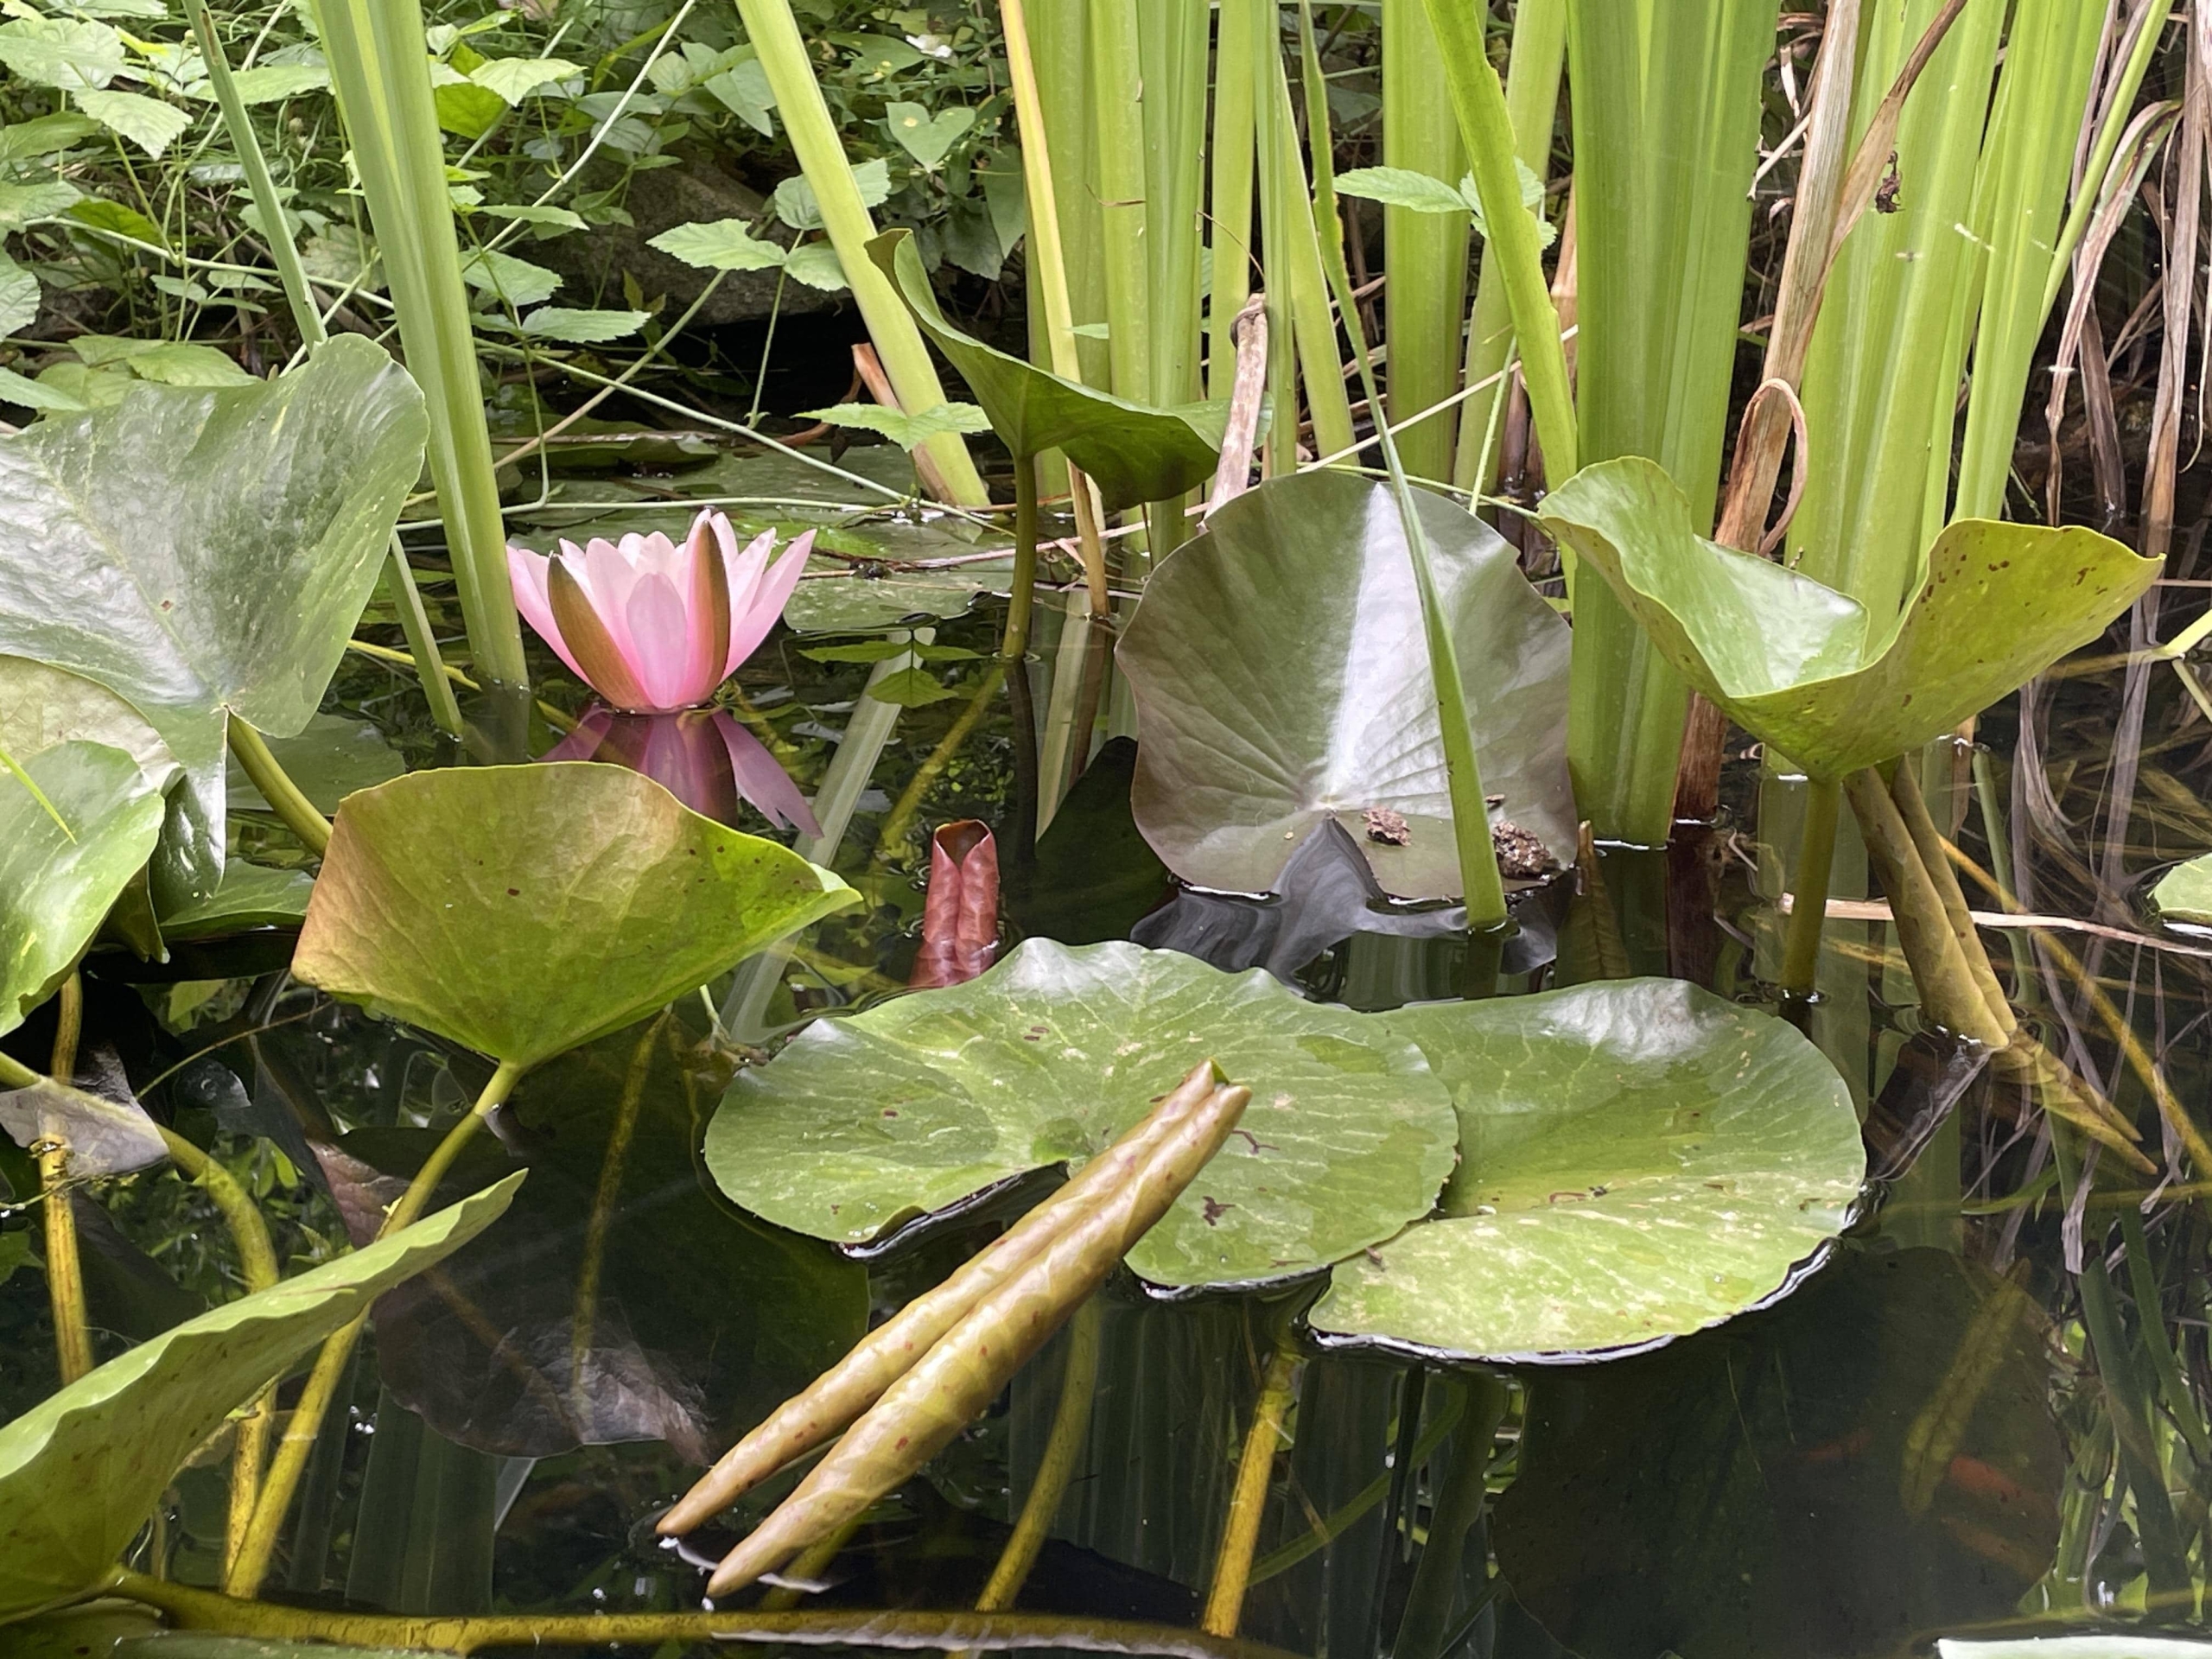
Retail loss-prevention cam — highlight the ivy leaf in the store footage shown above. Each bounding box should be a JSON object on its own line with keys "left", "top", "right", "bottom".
{"left": 798, "top": 401, "right": 991, "bottom": 452}
{"left": 0, "top": 181, "right": 80, "bottom": 232}
{"left": 647, "top": 218, "right": 786, "bottom": 271}
{"left": 885, "top": 100, "right": 973, "bottom": 170}
{"left": 0, "top": 112, "right": 104, "bottom": 162}
{"left": 704, "top": 58, "right": 775, "bottom": 136}
{"left": 459, "top": 247, "right": 561, "bottom": 307}
{"left": 469, "top": 55, "right": 582, "bottom": 105}
{"left": 772, "top": 159, "right": 889, "bottom": 232}
{"left": 64, "top": 196, "right": 162, "bottom": 246}
{"left": 1333, "top": 165, "right": 1470, "bottom": 215}
{"left": 781, "top": 241, "right": 847, "bottom": 291}
{"left": 0, "top": 257, "right": 38, "bottom": 340}
{"left": 865, "top": 666, "right": 961, "bottom": 707}
{"left": 0, "top": 18, "right": 125, "bottom": 90}
{"left": 434, "top": 80, "right": 507, "bottom": 138}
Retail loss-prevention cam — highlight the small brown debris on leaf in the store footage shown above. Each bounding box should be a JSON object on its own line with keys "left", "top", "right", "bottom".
{"left": 1363, "top": 806, "right": 1412, "bottom": 846}
{"left": 1492, "top": 819, "right": 1555, "bottom": 879}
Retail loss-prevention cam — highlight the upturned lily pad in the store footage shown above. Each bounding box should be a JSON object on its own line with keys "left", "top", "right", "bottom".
{"left": 1307, "top": 979, "right": 1864, "bottom": 1358}
{"left": 705, "top": 938, "right": 1460, "bottom": 1287}
{"left": 291, "top": 764, "right": 859, "bottom": 1069}
{"left": 0, "top": 1173, "right": 519, "bottom": 1622}
{"left": 2152, "top": 855, "right": 2212, "bottom": 927}
{"left": 1, "top": 741, "right": 166, "bottom": 1034}
{"left": 1535, "top": 458, "right": 2160, "bottom": 779}
{"left": 1117, "top": 470, "right": 1575, "bottom": 900}
{"left": 0, "top": 1074, "right": 168, "bottom": 1178}
{"left": 0, "top": 335, "right": 429, "bottom": 899}
{"left": 868, "top": 229, "right": 1223, "bottom": 512}
{"left": 0, "top": 656, "right": 174, "bottom": 791}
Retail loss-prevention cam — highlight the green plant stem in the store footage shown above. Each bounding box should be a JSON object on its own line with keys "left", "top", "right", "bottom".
{"left": 155, "top": 1122, "right": 280, "bottom": 1578}
{"left": 225, "top": 721, "right": 332, "bottom": 855}
{"left": 734, "top": 0, "right": 988, "bottom": 507}
{"left": 1887, "top": 760, "right": 2015, "bottom": 1039}
{"left": 871, "top": 663, "right": 1007, "bottom": 875}
{"left": 381, "top": 536, "right": 464, "bottom": 736}
{"left": 1391, "top": 1375, "right": 1507, "bottom": 1659}
{"left": 1842, "top": 767, "right": 2009, "bottom": 1048}
{"left": 2040, "top": 0, "right": 2175, "bottom": 323}
{"left": 1138, "top": 0, "right": 1211, "bottom": 555}
{"left": 756, "top": 1517, "right": 866, "bottom": 1611}
{"left": 1298, "top": 4, "right": 1510, "bottom": 929}
{"left": 1382, "top": 0, "right": 1470, "bottom": 483}
{"left": 1422, "top": 0, "right": 1575, "bottom": 479}
{"left": 977, "top": 1296, "right": 1103, "bottom": 1611}
{"left": 1778, "top": 777, "right": 1841, "bottom": 998}
{"left": 1261, "top": 46, "right": 1358, "bottom": 467}
{"left": 1209, "top": 0, "right": 1262, "bottom": 404}
{"left": 2117, "top": 1201, "right": 2212, "bottom": 1464}
{"left": 38, "top": 976, "right": 92, "bottom": 1386}
{"left": 1201, "top": 1339, "right": 1300, "bottom": 1637}
{"left": 1002, "top": 463, "right": 1039, "bottom": 666}
{"left": 1453, "top": 0, "right": 1566, "bottom": 492}
{"left": 226, "top": 1058, "right": 525, "bottom": 1599}
{"left": 570, "top": 1017, "right": 663, "bottom": 1422}
{"left": 102, "top": 1569, "right": 1307, "bottom": 1659}
{"left": 317, "top": 0, "right": 527, "bottom": 688}
{"left": 183, "top": 0, "right": 321, "bottom": 350}
{"left": 1089, "top": 0, "right": 1149, "bottom": 409}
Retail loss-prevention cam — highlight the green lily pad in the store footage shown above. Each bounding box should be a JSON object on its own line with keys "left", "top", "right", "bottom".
{"left": 1535, "top": 457, "right": 2160, "bottom": 779}
{"left": 868, "top": 228, "right": 1223, "bottom": 512}
{"left": 154, "top": 860, "right": 315, "bottom": 941}
{"left": 291, "top": 764, "right": 860, "bottom": 1070}
{"left": 782, "top": 558, "right": 1019, "bottom": 633}
{"left": 2151, "top": 855, "right": 2212, "bottom": 927}
{"left": 1, "top": 741, "right": 166, "bottom": 1035}
{"left": 0, "top": 1173, "right": 519, "bottom": 1623}
{"left": 115, "top": 1641, "right": 437, "bottom": 1658}
{"left": 225, "top": 713, "right": 404, "bottom": 816}
{"left": 0, "top": 656, "right": 174, "bottom": 791}
{"left": 1307, "top": 978, "right": 1864, "bottom": 1358}
{"left": 1937, "top": 1644, "right": 2212, "bottom": 1659}
{"left": 704, "top": 938, "right": 1460, "bottom": 1288}
{"left": 1117, "top": 470, "right": 1575, "bottom": 900}
{"left": 0, "top": 335, "right": 429, "bottom": 899}
{"left": 5, "top": 1601, "right": 164, "bottom": 1657}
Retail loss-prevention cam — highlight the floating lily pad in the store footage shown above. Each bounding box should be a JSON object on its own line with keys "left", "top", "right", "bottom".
{"left": 2152, "top": 855, "right": 2212, "bottom": 927}
{"left": 292, "top": 764, "right": 859, "bottom": 1069}
{"left": 1308, "top": 979, "right": 1864, "bottom": 1358}
{"left": 1, "top": 741, "right": 166, "bottom": 1034}
{"left": 1535, "top": 457, "right": 2159, "bottom": 779}
{"left": 225, "top": 713, "right": 404, "bottom": 816}
{"left": 154, "top": 861, "right": 315, "bottom": 941}
{"left": 868, "top": 229, "right": 1223, "bottom": 512}
{"left": 1937, "top": 1643, "right": 2212, "bottom": 1659}
{"left": 0, "top": 335, "right": 429, "bottom": 899}
{"left": 0, "top": 1174, "right": 519, "bottom": 1623}
{"left": 1118, "top": 470, "right": 1575, "bottom": 900}
{"left": 705, "top": 938, "right": 1459, "bottom": 1287}
{"left": 783, "top": 559, "right": 1020, "bottom": 633}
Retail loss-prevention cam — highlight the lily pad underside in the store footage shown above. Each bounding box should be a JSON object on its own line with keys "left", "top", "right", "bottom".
{"left": 1535, "top": 457, "right": 2159, "bottom": 780}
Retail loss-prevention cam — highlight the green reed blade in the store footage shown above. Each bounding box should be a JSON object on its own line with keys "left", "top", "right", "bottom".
{"left": 1209, "top": 0, "right": 1262, "bottom": 404}
{"left": 1382, "top": 0, "right": 1471, "bottom": 485}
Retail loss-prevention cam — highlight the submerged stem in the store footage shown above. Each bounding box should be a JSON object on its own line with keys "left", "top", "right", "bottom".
{"left": 1777, "top": 777, "right": 1841, "bottom": 998}
{"left": 978, "top": 1296, "right": 1103, "bottom": 1612}
{"left": 226, "top": 1058, "right": 525, "bottom": 1597}
{"left": 226, "top": 721, "right": 333, "bottom": 855}
{"left": 1003, "top": 463, "right": 1039, "bottom": 667}
{"left": 1201, "top": 1340, "right": 1300, "bottom": 1638}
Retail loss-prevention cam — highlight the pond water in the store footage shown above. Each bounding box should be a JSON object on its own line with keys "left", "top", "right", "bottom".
{"left": 4, "top": 470, "right": 2207, "bottom": 1658}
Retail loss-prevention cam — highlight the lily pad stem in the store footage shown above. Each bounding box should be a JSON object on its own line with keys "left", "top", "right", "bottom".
{"left": 100, "top": 1568, "right": 1307, "bottom": 1659}
{"left": 1002, "top": 462, "right": 1040, "bottom": 666}
{"left": 1777, "top": 777, "right": 1840, "bottom": 998}
{"left": 226, "top": 1058, "right": 526, "bottom": 1598}
{"left": 976, "top": 1296, "right": 1103, "bottom": 1614}
{"left": 1842, "top": 768, "right": 2009, "bottom": 1048}
{"left": 35, "top": 979, "right": 93, "bottom": 1386}
{"left": 1391, "top": 1374, "right": 1508, "bottom": 1659}
{"left": 226, "top": 721, "right": 333, "bottom": 855}
{"left": 155, "top": 1123, "right": 281, "bottom": 1577}
{"left": 1201, "top": 1339, "right": 1300, "bottom": 1637}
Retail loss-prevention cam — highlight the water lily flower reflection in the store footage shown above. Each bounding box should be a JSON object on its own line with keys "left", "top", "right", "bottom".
{"left": 543, "top": 708, "right": 822, "bottom": 838}
{"left": 508, "top": 512, "right": 814, "bottom": 713}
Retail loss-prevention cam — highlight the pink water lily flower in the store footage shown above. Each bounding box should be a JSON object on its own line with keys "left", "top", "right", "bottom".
{"left": 507, "top": 512, "right": 815, "bottom": 713}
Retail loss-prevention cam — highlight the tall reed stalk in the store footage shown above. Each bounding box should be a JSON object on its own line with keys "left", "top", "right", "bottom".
{"left": 734, "top": 0, "right": 990, "bottom": 507}
{"left": 1138, "top": 0, "right": 1211, "bottom": 554}
{"left": 1383, "top": 0, "right": 1470, "bottom": 484}
{"left": 317, "top": 0, "right": 527, "bottom": 689}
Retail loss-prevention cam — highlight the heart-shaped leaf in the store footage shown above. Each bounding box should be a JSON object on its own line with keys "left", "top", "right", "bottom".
{"left": 1117, "top": 469, "right": 1575, "bottom": 899}
{"left": 291, "top": 764, "right": 859, "bottom": 1069}
{"left": 154, "top": 860, "right": 314, "bottom": 941}
{"left": 1, "top": 741, "right": 166, "bottom": 1034}
{"left": 1535, "top": 457, "right": 2159, "bottom": 779}
{"left": 705, "top": 938, "right": 1461, "bottom": 1288}
{"left": 0, "top": 1173, "right": 519, "bottom": 1623}
{"left": 0, "top": 335, "right": 429, "bottom": 899}
{"left": 885, "top": 99, "right": 973, "bottom": 168}
{"left": 1307, "top": 978, "right": 1864, "bottom": 1358}
{"left": 868, "top": 229, "right": 1223, "bottom": 512}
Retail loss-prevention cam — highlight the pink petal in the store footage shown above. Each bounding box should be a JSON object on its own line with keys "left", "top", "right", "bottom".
{"left": 721, "top": 527, "right": 778, "bottom": 621}
{"left": 635, "top": 711, "right": 726, "bottom": 817}
{"left": 626, "top": 571, "right": 705, "bottom": 710}
{"left": 715, "top": 710, "right": 822, "bottom": 837}
{"left": 677, "top": 514, "right": 728, "bottom": 698}
{"left": 538, "top": 706, "right": 613, "bottom": 764}
{"left": 575, "top": 538, "right": 652, "bottom": 694}
{"left": 724, "top": 531, "right": 814, "bottom": 677}
{"left": 508, "top": 544, "right": 595, "bottom": 685}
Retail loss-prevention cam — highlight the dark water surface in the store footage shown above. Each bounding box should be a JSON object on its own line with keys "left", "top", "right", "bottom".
{"left": 7, "top": 559, "right": 2210, "bottom": 1659}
